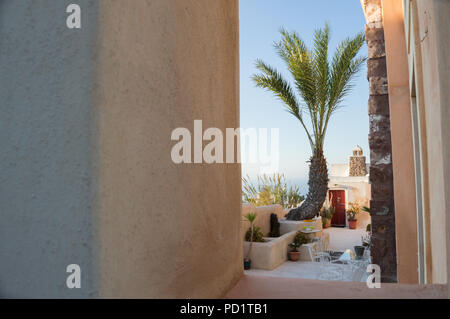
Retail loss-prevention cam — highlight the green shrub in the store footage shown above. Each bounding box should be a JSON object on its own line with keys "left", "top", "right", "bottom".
{"left": 245, "top": 226, "right": 265, "bottom": 243}
{"left": 242, "top": 174, "right": 304, "bottom": 209}
{"left": 289, "top": 231, "right": 310, "bottom": 251}
{"left": 320, "top": 206, "right": 334, "bottom": 220}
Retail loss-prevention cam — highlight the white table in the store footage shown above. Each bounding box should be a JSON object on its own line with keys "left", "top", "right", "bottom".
{"left": 338, "top": 249, "right": 371, "bottom": 281}
{"left": 300, "top": 229, "right": 321, "bottom": 241}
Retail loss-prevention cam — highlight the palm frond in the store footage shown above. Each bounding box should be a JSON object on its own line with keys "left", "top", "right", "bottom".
{"left": 312, "top": 22, "right": 330, "bottom": 136}
{"left": 320, "top": 32, "right": 366, "bottom": 146}
{"left": 328, "top": 32, "right": 366, "bottom": 113}
{"left": 252, "top": 59, "right": 314, "bottom": 148}
{"left": 275, "top": 29, "right": 317, "bottom": 121}
{"left": 252, "top": 24, "right": 366, "bottom": 153}
{"left": 252, "top": 59, "right": 300, "bottom": 116}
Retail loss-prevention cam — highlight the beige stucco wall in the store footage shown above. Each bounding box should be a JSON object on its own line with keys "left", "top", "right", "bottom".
{"left": 279, "top": 218, "right": 323, "bottom": 235}
{"left": 432, "top": 0, "right": 450, "bottom": 291}
{"left": 243, "top": 231, "right": 297, "bottom": 270}
{"left": 95, "top": 0, "right": 241, "bottom": 298}
{"left": 241, "top": 204, "right": 286, "bottom": 239}
{"left": 381, "top": 0, "right": 419, "bottom": 284}
{"left": 406, "top": 0, "right": 450, "bottom": 286}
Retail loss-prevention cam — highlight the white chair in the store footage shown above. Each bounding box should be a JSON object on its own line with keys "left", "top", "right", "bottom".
{"left": 308, "top": 238, "right": 344, "bottom": 281}
{"left": 308, "top": 237, "right": 331, "bottom": 262}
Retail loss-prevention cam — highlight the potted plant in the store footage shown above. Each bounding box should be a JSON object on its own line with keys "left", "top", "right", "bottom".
{"left": 346, "top": 202, "right": 359, "bottom": 229}
{"left": 361, "top": 232, "right": 371, "bottom": 248}
{"left": 288, "top": 231, "right": 310, "bottom": 261}
{"left": 243, "top": 212, "right": 257, "bottom": 270}
{"left": 354, "top": 245, "right": 365, "bottom": 259}
{"left": 245, "top": 226, "right": 265, "bottom": 243}
{"left": 356, "top": 232, "right": 371, "bottom": 260}
{"left": 320, "top": 206, "right": 334, "bottom": 229}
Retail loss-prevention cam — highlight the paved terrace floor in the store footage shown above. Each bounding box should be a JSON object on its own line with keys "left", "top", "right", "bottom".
{"left": 228, "top": 226, "right": 447, "bottom": 298}
{"left": 323, "top": 227, "right": 366, "bottom": 252}
{"left": 225, "top": 275, "right": 447, "bottom": 299}
{"left": 244, "top": 227, "right": 369, "bottom": 282}
{"left": 244, "top": 261, "right": 369, "bottom": 282}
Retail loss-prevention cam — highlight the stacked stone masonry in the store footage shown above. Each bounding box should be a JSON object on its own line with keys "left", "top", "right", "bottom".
{"left": 349, "top": 156, "right": 367, "bottom": 177}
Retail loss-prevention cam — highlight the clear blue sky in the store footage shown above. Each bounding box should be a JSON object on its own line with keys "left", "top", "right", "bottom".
{"left": 240, "top": 0, "right": 369, "bottom": 193}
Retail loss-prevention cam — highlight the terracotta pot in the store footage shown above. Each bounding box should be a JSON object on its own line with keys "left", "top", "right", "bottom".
{"left": 244, "top": 259, "right": 251, "bottom": 270}
{"left": 288, "top": 251, "right": 300, "bottom": 261}
{"left": 348, "top": 220, "right": 357, "bottom": 229}
{"left": 323, "top": 219, "right": 331, "bottom": 228}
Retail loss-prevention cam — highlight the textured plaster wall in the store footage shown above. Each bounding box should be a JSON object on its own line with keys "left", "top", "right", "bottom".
{"left": 243, "top": 231, "right": 297, "bottom": 270}
{"left": 95, "top": 0, "right": 242, "bottom": 298}
{"left": 413, "top": 0, "right": 450, "bottom": 285}
{"left": 241, "top": 204, "right": 286, "bottom": 239}
{"left": 0, "top": 0, "right": 99, "bottom": 297}
{"left": 433, "top": 0, "right": 450, "bottom": 291}
{"left": 0, "top": 0, "right": 241, "bottom": 298}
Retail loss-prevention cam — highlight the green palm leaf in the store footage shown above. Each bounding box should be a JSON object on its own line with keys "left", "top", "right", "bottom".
{"left": 252, "top": 23, "right": 366, "bottom": 152}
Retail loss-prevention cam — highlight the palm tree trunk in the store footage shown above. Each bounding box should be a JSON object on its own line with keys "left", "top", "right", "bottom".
{"left": 286, "top": 148, "right": 329, "bottom": 220}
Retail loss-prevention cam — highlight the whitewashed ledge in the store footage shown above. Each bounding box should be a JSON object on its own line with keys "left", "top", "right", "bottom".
{"left": 243, "top": 231, "right": 297, "bottom": 270}
{"left": 279, "top": 217, "right": 323, "bottom": 235}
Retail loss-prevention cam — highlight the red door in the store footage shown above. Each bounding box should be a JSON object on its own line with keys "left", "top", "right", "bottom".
{"left": 329, "top": 190, "right": 346, "bottom": 227}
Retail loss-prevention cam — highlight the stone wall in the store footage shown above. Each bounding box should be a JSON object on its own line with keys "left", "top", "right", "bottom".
{"left": 362, "top": 0, "right": 398, "bottom": 282}
{"left": 349, "top": 156, "right": 367, "bottom": 176}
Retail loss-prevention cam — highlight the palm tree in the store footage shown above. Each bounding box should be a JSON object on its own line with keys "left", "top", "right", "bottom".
{"left": 252, "top": 23, "right": 366, "bottom": 220}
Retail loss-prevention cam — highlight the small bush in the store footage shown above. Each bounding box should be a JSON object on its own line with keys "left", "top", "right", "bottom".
{"left": 320, "top": 206, "right": 334, "bottom": 220}
{"left": 245, "top": 226, "right": 266, "bottom": 242}
{"left": 293, "top": 231, "right": 310, "bottom": 245}
{"left": 289, "top": 231, "right": 310, "bottom": 251}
